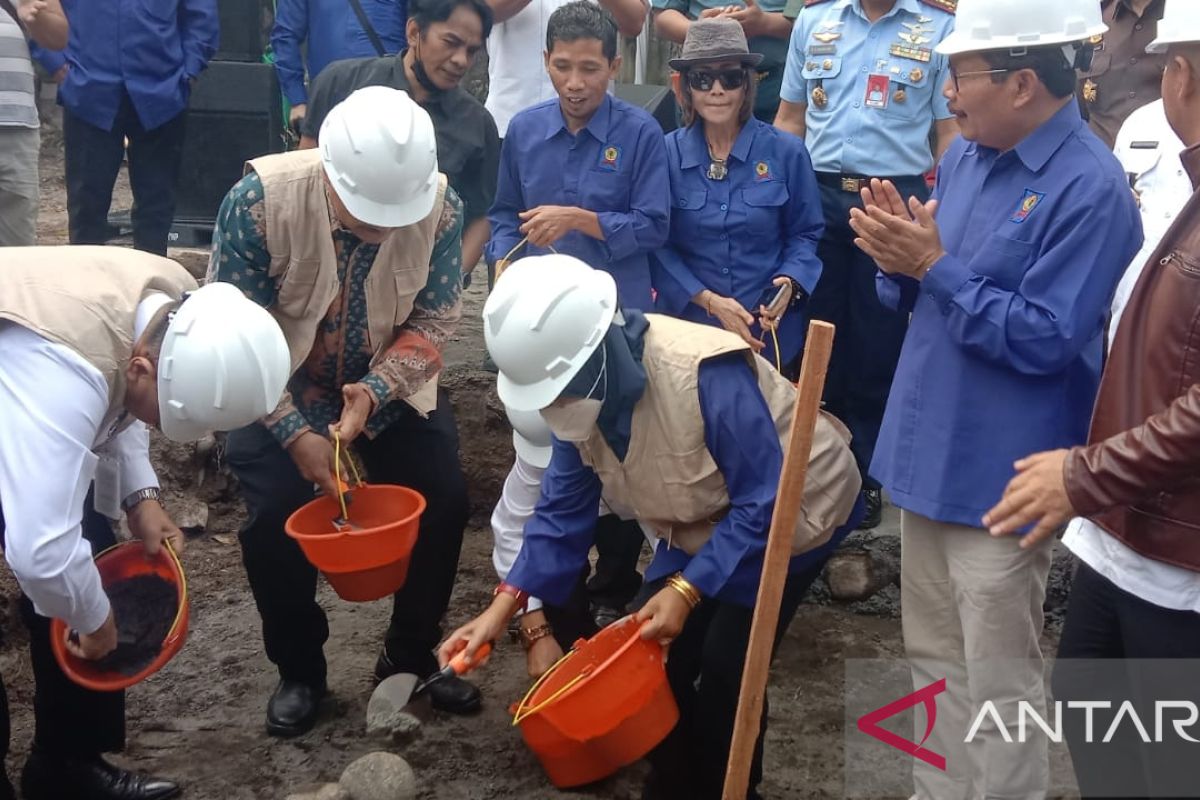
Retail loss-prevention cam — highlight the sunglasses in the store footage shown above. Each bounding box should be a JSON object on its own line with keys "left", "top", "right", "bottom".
{"left": 685, "top": 68, "right": 747, "bottom": 92}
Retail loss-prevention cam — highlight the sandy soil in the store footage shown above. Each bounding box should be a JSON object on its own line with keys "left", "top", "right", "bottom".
{"left": 1, "top": 125, "right": 1073, "bottom": 799}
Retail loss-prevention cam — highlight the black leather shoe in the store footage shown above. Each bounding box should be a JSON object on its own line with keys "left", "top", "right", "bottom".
{"left": 857, "top": 486, "right": 883, "bottom": 530}
{"left": 266, "top": 678, "right": 326, "bottom": 737}
{"left": 425, "top": 673, "right": 482, "bottom": 715}
{"left": 21, "top": 750, "right": 179, "bottom": 800}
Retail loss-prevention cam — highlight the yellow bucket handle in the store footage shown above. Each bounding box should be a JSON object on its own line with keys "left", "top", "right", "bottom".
{"left": 494, "top": 237, "right": 557, "bottom": 282}
{"left": 332, "top": 432, "right": 364, "bottom": 523}
{"left": 512, "top": 647, "right": 587, "bottom": 726}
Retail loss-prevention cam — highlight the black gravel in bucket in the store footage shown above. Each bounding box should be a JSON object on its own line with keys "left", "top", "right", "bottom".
{"left": 93, "top": 574, "right": 179, "bottom": 676}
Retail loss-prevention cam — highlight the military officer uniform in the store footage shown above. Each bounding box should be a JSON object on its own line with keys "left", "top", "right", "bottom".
{"left": 777, "top": 0, "right": 955, "bottom": 521}
{"left": 1078, "top": 0, "right": 1167, "bottom": 150}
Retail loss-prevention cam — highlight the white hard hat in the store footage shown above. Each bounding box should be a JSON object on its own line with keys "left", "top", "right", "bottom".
{"left": 157, "top": 283, "right": 292, "bottom": 443}
{"left": 1147, "top": 0, "right": 1200, "bottom": 53}
{"left": 318, "top": 86, "right": 439, "bottom": 228}
{"left": 936, "top": 0, "right": 1107, "bottom": 56}
{"left": 482, "top": 254, "right": 617, "bottom": 412}
{"left": 506, "top": 406, "right": 553, "bottom": 469}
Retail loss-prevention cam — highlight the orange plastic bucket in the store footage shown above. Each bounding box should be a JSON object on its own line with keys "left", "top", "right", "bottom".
{"left": 513, "top": 616, "right": 679, "bottom": 788}
{"left": 50, "top": 541, "right": 189, "bottom": 692}
{"left": 284, "top": 484, "right": 425, "bottom": 602}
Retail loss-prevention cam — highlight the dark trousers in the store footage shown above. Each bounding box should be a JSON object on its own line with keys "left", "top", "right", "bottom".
{"left": 63, "top": 91, "right": 186, "bottom": 256}
{"left": 224, "top": 388, "right": 470, "bottom": 685}
{"left": 1052, "top": 561, "right": 1200, "bottom": 799}
{"left": 806, "top": 176, "right": 929, "bottom": 486}
{"left": 0, "top": 491, "right": 126, "bottom": 794}
{"left": 641, "top": 560, "right": 826, "bottom": 800}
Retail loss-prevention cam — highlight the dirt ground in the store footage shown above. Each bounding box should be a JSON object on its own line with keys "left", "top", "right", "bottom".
{"left": 4, "top": 127, "right": 1072, "bottom": 799}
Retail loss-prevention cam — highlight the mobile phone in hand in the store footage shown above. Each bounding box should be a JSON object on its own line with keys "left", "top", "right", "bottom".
{"left": 757, "top": 283, "right": 790, "bottom": 317}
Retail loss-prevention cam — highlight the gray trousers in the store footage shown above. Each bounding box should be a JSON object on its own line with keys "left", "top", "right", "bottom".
{"left": 902, "top": 509, "right": 1054, "bottom": 800}
{"left": 0, "top": 126, "right": 38, "bottom": 246}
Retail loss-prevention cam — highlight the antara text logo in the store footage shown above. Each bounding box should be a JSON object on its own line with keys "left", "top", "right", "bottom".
{"left": 857, "top": 680, "right": 1200, "bottom": 770}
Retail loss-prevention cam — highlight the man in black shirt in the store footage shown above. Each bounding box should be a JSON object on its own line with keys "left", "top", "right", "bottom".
{"left": 303, "top": 0, "right": 499, "bottom": 279}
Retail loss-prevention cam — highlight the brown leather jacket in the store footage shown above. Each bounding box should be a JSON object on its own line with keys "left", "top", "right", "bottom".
{"left": 1064, "top": 143, "right": 1200, "bottom": 571}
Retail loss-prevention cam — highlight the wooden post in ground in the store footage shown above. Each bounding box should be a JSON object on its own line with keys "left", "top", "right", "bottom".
{"left": 721, "top": 320, "right": 836, "bottom": 799}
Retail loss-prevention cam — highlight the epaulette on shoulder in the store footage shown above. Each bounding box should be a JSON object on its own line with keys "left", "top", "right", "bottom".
{"left": 917, "top": 0, "right": 955, "bottom": 14}
{"left": 804, "top": 0, "right": 834, "bottom": 6}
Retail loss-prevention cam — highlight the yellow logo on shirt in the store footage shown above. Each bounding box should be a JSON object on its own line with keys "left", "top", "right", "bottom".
{"left": 600, "top": 145, "right": 621, "bottom": 171}
{"left": 754, "top": 160, "right": 772, "bottom": 181}
{"left": 1010, "top": 189, "right": 1045, "bottom": 224}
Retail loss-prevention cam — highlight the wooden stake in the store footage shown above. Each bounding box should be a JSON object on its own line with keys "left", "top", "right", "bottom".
{"left": 722, "top": 320, "right": 836, "bottom": 799}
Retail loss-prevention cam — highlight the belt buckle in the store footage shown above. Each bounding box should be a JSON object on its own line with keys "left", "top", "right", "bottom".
{"left": 840, "top": 177, "right": 861, "bottom": 193}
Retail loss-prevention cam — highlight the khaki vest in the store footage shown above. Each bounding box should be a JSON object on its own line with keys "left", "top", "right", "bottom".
{"left": 247, "top": 150, "right": 448, "bottom": 415}
{"left": 576, "top": 314, "right": 861, "bottom": 555}
{"left": 0, "top": 246, "right": 198, "bottom": 436}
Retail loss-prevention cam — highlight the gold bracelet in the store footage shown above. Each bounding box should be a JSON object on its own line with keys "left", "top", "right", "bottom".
{"left": 666, "top": 574, "right": 702, "bottom": 609}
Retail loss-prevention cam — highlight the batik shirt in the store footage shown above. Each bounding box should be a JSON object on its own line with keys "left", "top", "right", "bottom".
{"left": 209, "top": 172, "right": 464, "bottom": 446}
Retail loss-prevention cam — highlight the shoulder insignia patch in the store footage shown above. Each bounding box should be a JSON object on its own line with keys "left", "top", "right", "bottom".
{"left": 917, "top": 0, "right": 956, "bottom": 14}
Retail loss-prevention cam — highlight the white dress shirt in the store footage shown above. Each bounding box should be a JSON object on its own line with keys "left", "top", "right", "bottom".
{"left": 0, "top": 318, "right": 159, "bottom": 634}
{"left": 1062, "top": 99, "right": 1200, "bottom": 613}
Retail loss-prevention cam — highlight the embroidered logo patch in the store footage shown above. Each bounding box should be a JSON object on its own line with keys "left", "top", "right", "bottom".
{"left": 754, "top": 160, "right": 772, "bottom": 181}
{"left": 599, "top": 145, "right": 621, "bottom": 171}
{"left": 1010, "top": 189, "right": 1045, "bottom": 224}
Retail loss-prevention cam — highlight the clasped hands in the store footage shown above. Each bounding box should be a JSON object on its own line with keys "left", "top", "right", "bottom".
{"left": 849, "top": 178, "right": 945, "bottom": 280}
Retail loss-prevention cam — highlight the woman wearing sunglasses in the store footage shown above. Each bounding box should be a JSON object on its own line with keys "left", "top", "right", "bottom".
{"left": 653, "top": 18, "right": 823, "bottom": 373}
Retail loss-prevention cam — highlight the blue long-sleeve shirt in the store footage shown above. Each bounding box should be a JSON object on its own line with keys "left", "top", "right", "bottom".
{"left": 486, "top": 95, "right": 671, "bottom": 312}
{"left": 271, "top": 0, "right": 406, "bottom": 106}
{"left": 653, "top": 119, "right": 824, "bottom": 366}
{"left": 507, "top": 353, "right": 851, "bottom": 608}
{"left": 31, "top": 0, "right": 218, "bottom": 132}
{"left": 871, "top": 101, "right": 1143, "bottom": 527}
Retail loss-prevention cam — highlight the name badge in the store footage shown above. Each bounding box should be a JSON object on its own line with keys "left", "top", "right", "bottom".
{"left": 865, "top": 74, "right": 890, "bottom": 109}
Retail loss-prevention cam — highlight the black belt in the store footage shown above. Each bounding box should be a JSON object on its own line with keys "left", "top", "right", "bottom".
{"left": 815, "top": 172, "right": 926, "bottom": 193}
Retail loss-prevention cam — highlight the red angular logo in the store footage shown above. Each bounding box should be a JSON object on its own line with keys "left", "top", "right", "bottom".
{"left": 856, "top": 678, "right": 947, "bottom": 771}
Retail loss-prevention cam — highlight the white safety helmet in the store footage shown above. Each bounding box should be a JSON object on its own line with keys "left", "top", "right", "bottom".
{"left": 1147, "top": 0, "right": 1200, "bottom": 53}
{"left": 936, "top": 0, "right": 1107, "bottom": 56}
{"left": 506, "top": 406, "right": 553, "bottom": 469}
{"left": 482, "top": 254, "right": 617, "bottom": 412}
{"left": 318, "top": 86, "right": 440, "bottom": 228}
{"left": 157, "top": 283, "right": 292, "bottom": 443}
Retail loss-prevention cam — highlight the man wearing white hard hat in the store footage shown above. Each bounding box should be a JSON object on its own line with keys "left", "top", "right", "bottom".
{"left": 987, "top": 1, "right": 1200, "bottom": 795}
{"left": 441, "top": 254, "right": 862, "bottom": 799}
{"left": 208, "top": 85, "right": 479, "bottom": 734}
{"left": 848, "top": 0, "right": 1143, "bottom": 796}
{"left": 0, "top": 246, "right": 290, "bottom": 800}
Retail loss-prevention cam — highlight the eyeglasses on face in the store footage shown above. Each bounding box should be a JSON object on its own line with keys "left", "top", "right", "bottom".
{"left": 685, "top": 68, "right": 747, "bottom": 92}
{"left": 949, "top": 66, "right": 1012, "bottom": 92}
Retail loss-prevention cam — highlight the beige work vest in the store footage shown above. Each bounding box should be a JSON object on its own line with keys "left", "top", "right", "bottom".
{"left": 575, "top": 314, "right": 861, "bottom": 555}
{"left": 0, "top": 246, "right": 197, "bottom": 437}
{"left": 247, "top": 150, "right": 447, "bottom": 415}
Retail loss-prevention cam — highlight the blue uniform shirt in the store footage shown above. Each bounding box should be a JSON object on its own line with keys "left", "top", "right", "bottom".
{"left": 779, "top": 0, "right": 954, "bottom": 176}
{"left": 871, "top": 101, "right": 1143, "bottom": 527}
{"left": 271, "top": 0, "right": 407, "bottom": 106}
{"left": 507, "top": 353, "right": 852, "bottom": 608}
{"left": 31, "top": 0, "right": 218, "bottom": 132}
{"left": 487, "top": 95, "right": 672, "bottom": 312}
{"left": 653, "top": 118, "right": 824, "bottom": 366}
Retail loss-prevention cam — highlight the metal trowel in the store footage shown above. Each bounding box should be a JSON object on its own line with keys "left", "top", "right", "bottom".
{"left": 375, "top": 642, "right": 492, "bottom": 709}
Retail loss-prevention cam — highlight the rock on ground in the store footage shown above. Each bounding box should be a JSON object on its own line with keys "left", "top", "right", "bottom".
{"left": 365, "top": 674, "right": 423, "bottom": 740}
{"left": 339, "top": 752, "right": 418, "bottom": 800}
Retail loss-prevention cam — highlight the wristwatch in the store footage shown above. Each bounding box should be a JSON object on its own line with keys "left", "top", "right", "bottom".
{"left": 120, "top": 487, "right": 161, "bottom": 513}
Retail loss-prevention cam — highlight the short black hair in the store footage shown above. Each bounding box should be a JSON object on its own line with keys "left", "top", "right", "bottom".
{"left": 982, "top": 44, "right": 1078, "bottom": 99}
{"left": 410, "top": 0, "right": 494, "bottom": 40}
{"left": 546, "top": 1, "right": 619, "bottom": 62}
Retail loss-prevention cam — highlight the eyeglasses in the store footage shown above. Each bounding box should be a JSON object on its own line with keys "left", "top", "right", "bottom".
{"left": 685, "top": 68, "right": 747, "bottom": 92}
{"left": 950, "top": 66, "right": 1012, "bottom": 92}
